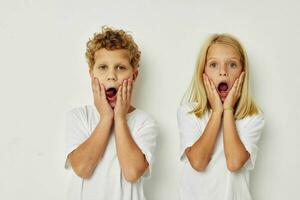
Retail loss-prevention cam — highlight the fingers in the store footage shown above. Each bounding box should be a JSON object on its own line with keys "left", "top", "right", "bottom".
{"left": 236, "top": 72, "right": 245, "bottom": 96}
{"left": 122, "top": 79, "right": 128, "bottom": 101}
{"left": 99, "top": 83, "right": 107, "bottom": 101}
{"left": 203, "top": 74, "right": 212, "bottom": 96}
{"left": 127, "top": 78, "right": 133, "bottom": 101}
{"left": 203, "top": 73, "right": 218, "bottom": 97}
{"left": 117, "top": 84, "right": 122, "bottom": 102}
{"left": 92, "top": 77, "right": 100, "bottom": 98}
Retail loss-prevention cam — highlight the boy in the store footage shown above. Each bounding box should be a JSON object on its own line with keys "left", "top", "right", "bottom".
{"left": 65, "top": 26, "right": 158, "bottom": 200}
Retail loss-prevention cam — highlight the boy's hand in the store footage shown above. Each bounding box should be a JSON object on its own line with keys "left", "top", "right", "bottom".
{"left": 91, "top": 76, "right": 114, "bottom": 120}
{"left": 114, "top": 78, "right": 133, "bottom": 120}
{"left": 223, "top": 72, "right": 245, "bottom": 109}
{"left": 203, "top": 73, "right": 223, "bottom": 114}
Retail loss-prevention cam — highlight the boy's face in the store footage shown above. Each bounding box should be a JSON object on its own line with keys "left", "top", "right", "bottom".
{"left": 204, "top": 43, "right": 243, "bottom": 102}
{"left": 89, "top": 48, "right": 138, "bottom": 108}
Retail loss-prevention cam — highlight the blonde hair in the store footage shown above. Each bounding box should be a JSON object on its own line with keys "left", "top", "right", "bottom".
{"left": 85, "top": 26, "right": 141, "bottom": 70}
{"left": 182, "top": 34, "right": 262, "bottom": 119}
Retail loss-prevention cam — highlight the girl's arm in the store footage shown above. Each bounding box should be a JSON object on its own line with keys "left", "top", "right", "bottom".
{"left": 114, "top": 117, "right": 149, "bottom": 182}
{"left": 223, "top": 110, "right": 249, "bottom": 172}
{"left": 222, "top": 72, "right": 249, "bottom": 172}
{"left": 185, "top": 110, "right": 222, "bottom": 171}
{"left": 68, "top": 116, "right": 113, "bottom": 178}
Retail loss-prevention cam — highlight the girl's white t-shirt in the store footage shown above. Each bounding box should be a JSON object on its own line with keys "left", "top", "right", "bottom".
{"left": 177, "top": 102, "right": 265, "bottom": 200}
{"left": 64, "top": 104, "right": 158, "bottom": 200}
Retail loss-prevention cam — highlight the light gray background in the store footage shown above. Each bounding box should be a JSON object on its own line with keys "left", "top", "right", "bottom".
{"left": 1, "top": 0, "right": 299, "bottom": 199}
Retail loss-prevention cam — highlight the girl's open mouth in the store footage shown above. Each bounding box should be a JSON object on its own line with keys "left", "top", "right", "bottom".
{"left": 106, "top": 87, "right": 117, "bottom": 101}
{"left": 217, "top": 82, "right": 229, "bottom": 97}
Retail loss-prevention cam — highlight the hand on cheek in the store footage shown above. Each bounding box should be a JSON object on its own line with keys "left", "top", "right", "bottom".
{"left": 114, "top": 78, "right": 133, "bottom": 119}
{"left": 203, "top": 73, "right": 223, "bottom": 113}
{"left": 91, "top": 77, "right": 114, "bottom": 119}
{"left": 223, "top": 72, "right": 245, "bottom": 109}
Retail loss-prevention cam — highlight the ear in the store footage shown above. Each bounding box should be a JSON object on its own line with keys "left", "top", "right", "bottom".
{"left": 133, "top": 69, "right": 139, "bottom": 81}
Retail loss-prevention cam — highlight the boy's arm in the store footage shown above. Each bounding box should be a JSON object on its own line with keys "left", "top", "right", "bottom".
{"left": 114, "top": 117, "right": 149, "bottom": 182}
{"left": 185, "top": 111, "right": 222, "bottom": 171}
{"left": 68, "top": 116, "right": 113, "bottom": 179}
{"left": 223, "top": 110, "right": 250, "bottom": 172}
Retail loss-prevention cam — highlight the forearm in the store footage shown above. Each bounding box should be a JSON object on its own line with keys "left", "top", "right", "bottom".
{"left": 223, "top": 110, "right": 249, "bottom": 171}
{"left": 69, "top": 116, "right": 113, "bottom": 178}
{"left": 114, "top": 117, "right": 148, "bottom": 182}
{"left": 186, "top": 111, "right": 222, "bottom": 171}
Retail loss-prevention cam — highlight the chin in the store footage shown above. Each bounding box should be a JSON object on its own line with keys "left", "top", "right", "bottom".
{"left": 109, "top": 102, "right": 116, "bottom": 108}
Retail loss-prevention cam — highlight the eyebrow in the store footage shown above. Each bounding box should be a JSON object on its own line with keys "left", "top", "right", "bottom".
{"left": 206, "top": 57, "right": 240, "bottom": 61}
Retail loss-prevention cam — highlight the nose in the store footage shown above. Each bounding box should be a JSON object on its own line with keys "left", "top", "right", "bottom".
{"left": 107, "top": 69, "right": 117, "bottom": 81}
{"left": 219, "top": 65, "right": 228, "bottom": 76}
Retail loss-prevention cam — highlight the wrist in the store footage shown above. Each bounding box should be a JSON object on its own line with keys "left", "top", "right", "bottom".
{"left": 223, "top": 106, "right": 234, "bottom": 112}
{"left": 212, "top": 109, "right": 223, "bottom": 116}
{"left": 101, "top": 114, "right": 114, "bottom": 122}
{"left": 114, "top": 115, "right": 126, "bottom": 123}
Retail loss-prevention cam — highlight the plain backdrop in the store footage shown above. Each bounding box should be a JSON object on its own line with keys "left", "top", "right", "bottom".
{"left": 1, "top": 0, "right": 300, "bottom": 199}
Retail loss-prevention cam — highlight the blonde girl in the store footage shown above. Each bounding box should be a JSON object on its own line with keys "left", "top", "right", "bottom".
{"left": 177, "top": 34, "right": 265, "bottom": 200}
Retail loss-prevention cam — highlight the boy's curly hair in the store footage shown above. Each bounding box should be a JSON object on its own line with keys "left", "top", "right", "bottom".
{"left": 85, "top": 26, "right": 141, "bottom": 70}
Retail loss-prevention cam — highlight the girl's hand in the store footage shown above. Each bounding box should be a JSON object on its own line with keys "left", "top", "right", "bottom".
{"left": 203, "top": 73, "right": 223, "bottom": 113}
{"left": 114, "top": 78, "right": 133, "bottom": 120}
{"left": 223, "top": 72, "right": 245, "bottom": 109}
{"left": 91, "top": 76, "right": 114, "bottom": 120}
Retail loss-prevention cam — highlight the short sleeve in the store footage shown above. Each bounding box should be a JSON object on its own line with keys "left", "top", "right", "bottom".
{"left": 237, "top": 113, "right": 265, "bottom": 170}
{"left": 177, "top": 105, "right": 204, "bottom": 162}
{"left": 132, "top": 119, "right": 158, "bottom": 179}
{"left": 64, "top": 108, "right": 90, "bottom": 169}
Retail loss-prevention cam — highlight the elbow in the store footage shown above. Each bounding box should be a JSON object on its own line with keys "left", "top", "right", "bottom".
{"left": 123, "top": 169, "right": 141, "bottom": 183}
{"left": 71, "top": 163, "right": 94, "bottom": 179}
{"left": 76, "top": 170, "right": 93, "bottom": 179}
{"left": 186, "top": 149, "right": 210, "bottom": 172}
{"left": 189, "top": 159, "right": 209, "bottom": 172}
{"left": 226, "top": 160, "right": 244, "bottom": 172}
{"left": 123, "top": 163, "right": 148, "bottom": 183}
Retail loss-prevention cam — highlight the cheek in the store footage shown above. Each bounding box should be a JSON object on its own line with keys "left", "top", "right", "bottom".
{"left": 119, "top": 73, "right": 133, "bottom": 82}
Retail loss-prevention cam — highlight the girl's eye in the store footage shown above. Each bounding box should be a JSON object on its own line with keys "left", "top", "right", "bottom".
{"left": 209, "top": 62, "right": 217, "bottom": 68}
{"left": 229, "top": 62, "right": 237, "bottom": 68}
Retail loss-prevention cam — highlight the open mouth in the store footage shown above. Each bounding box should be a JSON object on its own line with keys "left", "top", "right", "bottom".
{"left": 217, "top": 82, "right": 229, "bottom": 93}
{"left": 106, "top": 87, "right": 117, "bottom": 101}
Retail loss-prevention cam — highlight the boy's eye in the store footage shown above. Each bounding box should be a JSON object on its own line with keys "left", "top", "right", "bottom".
{"left": 116, "top": 65, "right": 127, "bottom": 71}
{"left": 97, "top": 65, "right": 107, "bottom": 70}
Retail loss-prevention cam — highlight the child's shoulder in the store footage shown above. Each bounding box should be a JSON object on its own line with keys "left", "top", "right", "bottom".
{"left": 177, "top": 102, "right": 198, "bottom": 113}
{"left": 236, "top": 112, "right": 265, "bottom": 127}
{"left": 129, "top": 107, "right": 156, "bottom": 123}
{"left": 177, "top": 102, "right": 210, "bottom": 122}
{"left": 66, "top": 104, "right": 96, "bottom": 120}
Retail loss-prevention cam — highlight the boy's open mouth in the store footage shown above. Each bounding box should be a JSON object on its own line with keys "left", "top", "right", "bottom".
{"left": 217, "top": 82, "right": 229, "bottom": 94}
{"left": 106, "top": 87, "right": 117, "bottom": 101}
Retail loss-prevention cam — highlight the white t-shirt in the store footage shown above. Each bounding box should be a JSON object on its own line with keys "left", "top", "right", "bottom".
{"left": 177, "top": 102, "right": 265, "bottom": 200}
{"left": 64, "top": 104, "right": 158, "bottom": 200}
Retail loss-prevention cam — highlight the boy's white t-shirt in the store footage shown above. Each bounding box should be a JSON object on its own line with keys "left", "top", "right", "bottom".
{"left": 64, "top": 104, "right": 158, "bottom": 200}
{"left": 177, "top": 102, "right": 265, "bottom": 200}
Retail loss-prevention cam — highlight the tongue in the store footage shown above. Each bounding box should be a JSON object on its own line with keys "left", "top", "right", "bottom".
{"left": 219, "top": 83, "right": 228, "bottom": 92}
{"left": 106, "top": 89, "right": 116, "bottom": 98}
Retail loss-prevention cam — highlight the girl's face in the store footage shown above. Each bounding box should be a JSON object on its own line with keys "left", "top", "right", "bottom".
{"left": 204, "top": 43, "right": 243, "bottom": 102}
{"left": 89, "top": 48, "right": 138, "bottom": 108}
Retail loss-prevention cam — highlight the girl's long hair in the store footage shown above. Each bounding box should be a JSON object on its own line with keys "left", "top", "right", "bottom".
{"left": 181, "top": 34, "right": 262, "bottom": 119}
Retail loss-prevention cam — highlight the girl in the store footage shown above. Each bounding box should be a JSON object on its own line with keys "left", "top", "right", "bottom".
{"left": 177, "top": 34, "right": 265, "bottom": 200}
